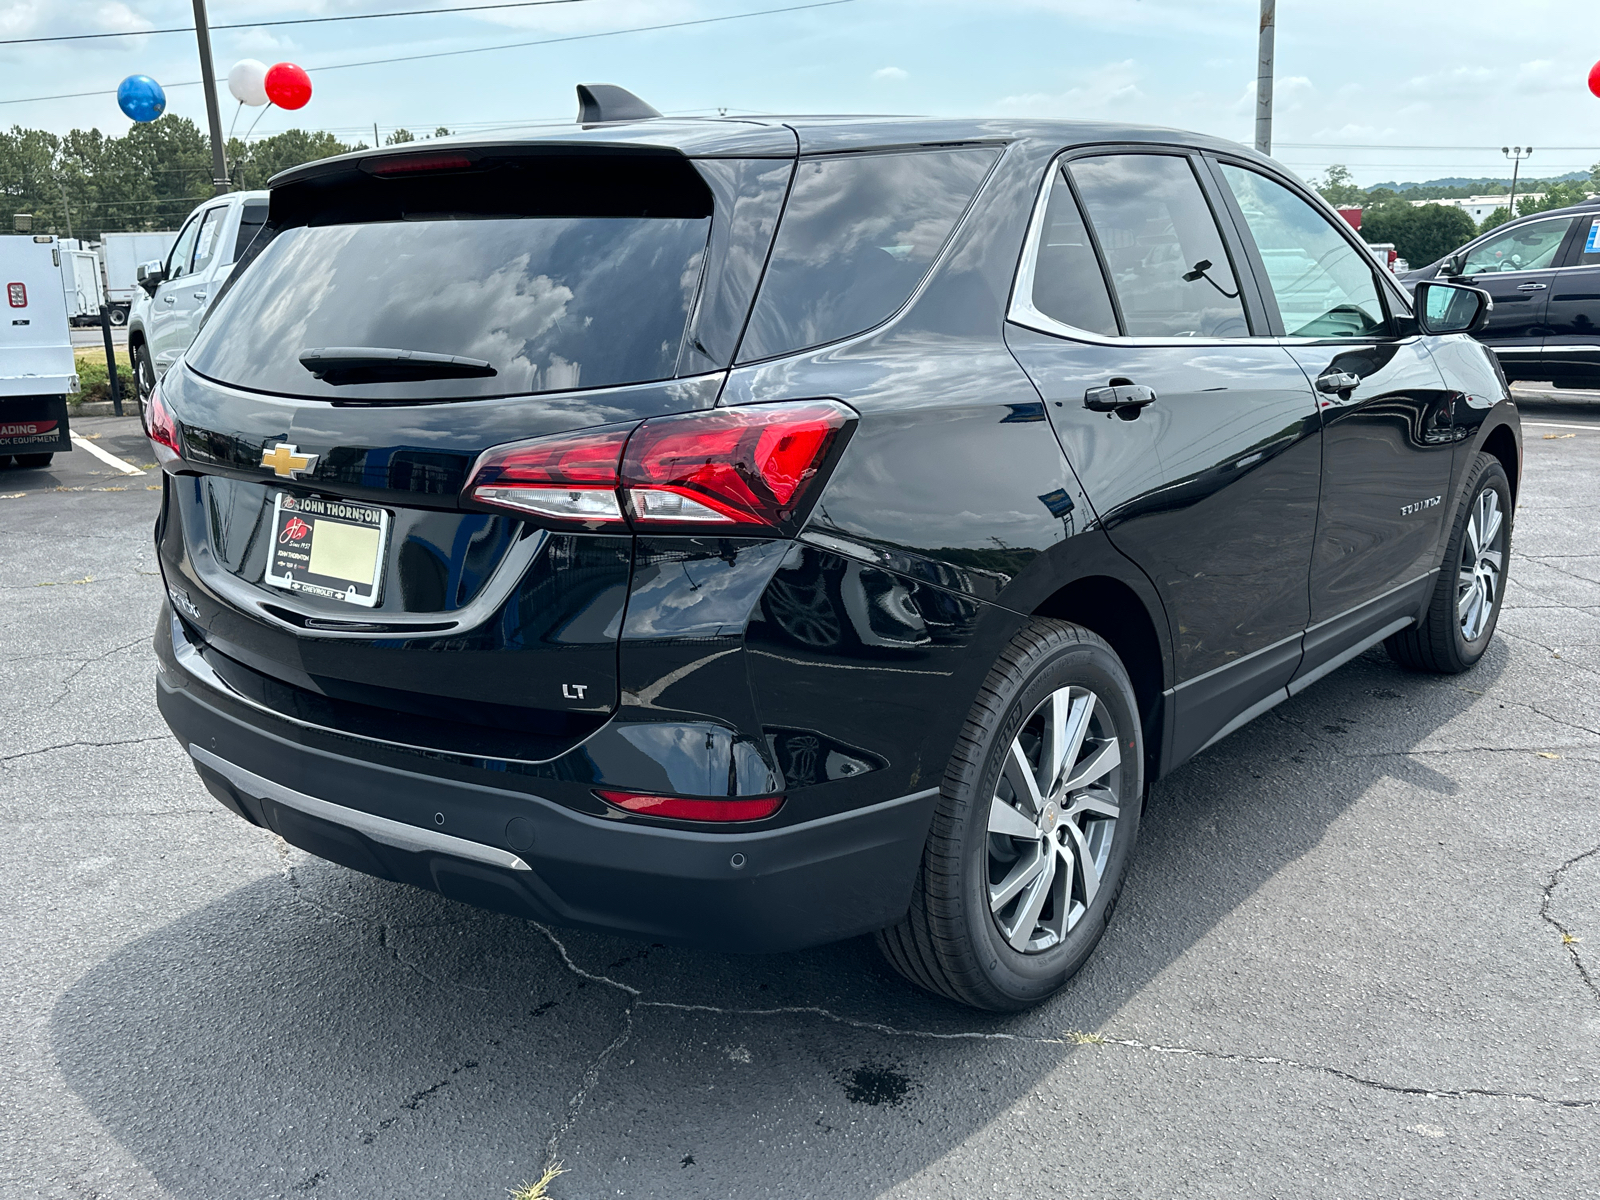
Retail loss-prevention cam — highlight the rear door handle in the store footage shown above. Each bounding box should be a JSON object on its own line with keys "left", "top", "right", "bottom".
{"left": 1084, "top": 383, "right": 1157, "bottom": 412}
{"left": 1315, "top": 370, "right": 1361, "bottom": 394}
{"left": 1515, "top": 282, "right": 1548, "bottom": 291}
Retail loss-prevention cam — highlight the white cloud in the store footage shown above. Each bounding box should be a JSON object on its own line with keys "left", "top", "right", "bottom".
{"left": 994, "top": 59, "right": 1145, "bottom": 117}
{"left": 873, "top": 66, "right": 909, "bottom": 82}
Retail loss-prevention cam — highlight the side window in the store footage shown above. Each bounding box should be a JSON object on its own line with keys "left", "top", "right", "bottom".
{"left": 1464, "top": 216, "right": 1573, "bottom": 274}
{"left": 165, "top": 216, "right": 202, "bottom": 280}
{"left": 737, "top": 147, "right": 998, "bottom": 362}
{"left": 1068, "top": 153, "right": 1248, "bottom": 339}
{"left": 232, "top": 202, "right": 268, "bottom": 264}
{"left": 1218, "top": 163, "right": 1388, "bottom": 339}
{"left": 1024, "top": 169, "right": 1119, "bottom": 337}
{"left": 189, "top": 207, "right": 226, "bottom": 277}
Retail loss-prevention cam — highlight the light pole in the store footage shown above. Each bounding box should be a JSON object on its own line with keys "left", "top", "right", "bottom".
{"left": 1255, "top": 0, "right": 1275, "bottom": 156}
{"left": 192, "top": 0, "right": 230, "bottom": 195}
{"left": 1503, "top": 146, "right": 1532, "bottom": 219}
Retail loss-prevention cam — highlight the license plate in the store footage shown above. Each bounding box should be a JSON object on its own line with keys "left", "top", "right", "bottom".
{"left": 263, "top": 492, "right": 391, "bottom": 607}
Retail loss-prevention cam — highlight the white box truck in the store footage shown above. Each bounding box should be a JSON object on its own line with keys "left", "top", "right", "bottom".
{"left": 1, "top": 233, "right": 77, "bottom": 467}
{"left": 98, "top": 230, "right": 178, "bottom": 326}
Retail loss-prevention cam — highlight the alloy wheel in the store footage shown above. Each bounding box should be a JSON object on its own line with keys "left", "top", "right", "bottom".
{"left": 1458, "top": 486, "right": 1505, "bottom": 642}
{"left": 987, "top": 685, "right": 1122, "bottom": 953}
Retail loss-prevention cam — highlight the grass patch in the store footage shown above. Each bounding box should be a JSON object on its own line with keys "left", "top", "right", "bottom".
{"left": 509, "top": 1162, "right": 565, "bottom": 1200}
{"left": 1065, "top": 1030, "right": 1106, "bottom": 1046}
{"left": 72, "top": 347, "right": 134, "bottom": 405}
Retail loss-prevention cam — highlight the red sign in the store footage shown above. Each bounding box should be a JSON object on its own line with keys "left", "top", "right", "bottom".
{"left": 6, "top": 282, "right": 25, "bottom": 307}
{"left": 0, "top": 420, "right": 56, "bottom": 439}
{"left": 1337, "top": 207, "right": 1362, "bottom": 231}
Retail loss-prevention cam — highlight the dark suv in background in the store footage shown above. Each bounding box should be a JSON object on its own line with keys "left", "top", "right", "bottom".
{"left": 149, "top": 88, "right": 1519, "bottom": 1010}
{"left": 1404, "top": 197, "right": 1600, "bottom": 389}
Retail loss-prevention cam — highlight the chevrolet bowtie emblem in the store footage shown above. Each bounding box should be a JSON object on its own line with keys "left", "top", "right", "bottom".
{"left": 260, "top": 442, "right": 317, "bottom": 479}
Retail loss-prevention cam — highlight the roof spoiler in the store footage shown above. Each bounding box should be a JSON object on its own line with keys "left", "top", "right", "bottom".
{"left": 576, "top": 84, "right": 662, "bottom": 126}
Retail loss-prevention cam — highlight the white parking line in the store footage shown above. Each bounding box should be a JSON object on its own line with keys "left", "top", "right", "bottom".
{"left": 70, "top": 432, "right": 146, "bottom": 475}
{"left": 1521, "top": 421, "right": 1600, "bottom": 432}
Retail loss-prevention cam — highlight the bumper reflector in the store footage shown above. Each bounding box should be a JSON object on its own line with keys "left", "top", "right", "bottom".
{"left": 596, "top": 790, "right": 783, "bottom": 822}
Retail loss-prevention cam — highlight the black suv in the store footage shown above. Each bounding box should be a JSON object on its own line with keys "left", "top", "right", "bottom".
{"left": 1403, "top": 197, "right": 1600, "bottom": 389}
{"left": 150, "top": 90, "right": 1520, "bottom": 1011}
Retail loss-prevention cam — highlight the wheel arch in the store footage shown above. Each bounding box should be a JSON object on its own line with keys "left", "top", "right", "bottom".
{"left": 1030, "top": 573, "right": 1166, "bottom": 781}
{"left": 1480, "top": 420, "right": 1520, "bottom": 504}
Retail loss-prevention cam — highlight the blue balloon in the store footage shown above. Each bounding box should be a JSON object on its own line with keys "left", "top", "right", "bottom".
{"left": 117, "top": 75, "right": 166, "bottom": 123}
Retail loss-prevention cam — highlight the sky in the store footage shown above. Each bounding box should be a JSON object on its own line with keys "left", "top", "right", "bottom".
{"left": 4, "top": 0, "right": 1599, "bottom": 189}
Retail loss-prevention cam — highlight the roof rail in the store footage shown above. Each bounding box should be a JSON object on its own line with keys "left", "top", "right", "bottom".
{"left": 576, "top": 84, "right": 663, "bottom": 126}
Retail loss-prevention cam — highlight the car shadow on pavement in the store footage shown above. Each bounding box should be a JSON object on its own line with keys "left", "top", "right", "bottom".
{"left": 48, "top": 643, "right": 1506, "bottom": 1199}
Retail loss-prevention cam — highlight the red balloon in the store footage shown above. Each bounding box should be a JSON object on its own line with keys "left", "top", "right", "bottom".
{"left": 1590, "top": 60, "right": 1600, "bottom": 99}
{"left": 264, "top": 62, "right": 312, "bottom": 110}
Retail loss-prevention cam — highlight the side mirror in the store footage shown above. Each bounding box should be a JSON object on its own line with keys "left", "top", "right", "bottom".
{"left": 1414, "top": 280, "right": 1492, "bottom": 335}
{"left": 1441, "top": 250, "right": 1468, "bottom": 278}
{"left": 136, "top": 260, "right": 166, "bottom": 295}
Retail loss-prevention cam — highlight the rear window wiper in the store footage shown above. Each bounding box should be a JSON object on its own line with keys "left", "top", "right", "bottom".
{"left": 298, "top": 347, "right": 497, "bottom": 385}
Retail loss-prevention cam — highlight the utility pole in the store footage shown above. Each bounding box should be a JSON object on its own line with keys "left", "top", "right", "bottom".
{"left": 56, "top": 179, "right": 72, "bottom": 240}
{"left": 192, "top": 0, "right": 230, "bottom": 195}
{"left": 1255, "top": 0, "right": 1275, "bottom": 156}
{"left": 1503, "top": 146, "right": 1533, "bottom": 218}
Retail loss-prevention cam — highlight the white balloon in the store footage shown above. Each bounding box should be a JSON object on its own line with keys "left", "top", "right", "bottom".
{"left": 227, "top": 59, "right": 269, "bottom": 107}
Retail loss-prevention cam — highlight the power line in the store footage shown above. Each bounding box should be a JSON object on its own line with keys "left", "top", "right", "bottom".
{"left": 0, "top": 0, "right": 855, "bottom": 107}
{"left": 0, "top": 0, "right": 606, "bottom": 46}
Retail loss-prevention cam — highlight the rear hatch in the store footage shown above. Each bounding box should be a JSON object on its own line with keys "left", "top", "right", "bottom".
{"left": 157, "top": 137, "right": 794, "bottom": 760}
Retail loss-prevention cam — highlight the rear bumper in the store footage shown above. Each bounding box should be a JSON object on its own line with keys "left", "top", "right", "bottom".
{"left": 158, "top": 653, "right": 939, "bottom": 953}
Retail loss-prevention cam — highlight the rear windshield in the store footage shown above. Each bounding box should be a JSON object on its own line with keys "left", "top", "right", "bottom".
{"left": 186, "top": 160, "right": 712, "bottom": 401}
{"left": 736, "top": 147, "right": 998, "bottom": 362}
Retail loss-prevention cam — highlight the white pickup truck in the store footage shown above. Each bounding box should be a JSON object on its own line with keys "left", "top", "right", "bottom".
{"left": 1, "top": 233, "right": 76, "bottom": 469}
{"left": 128, "top": 190, "right": 268, "bottom": 400}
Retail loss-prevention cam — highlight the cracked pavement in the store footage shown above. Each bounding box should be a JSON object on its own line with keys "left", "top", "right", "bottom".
{"left": 3, "top": 402, "right": 1599, "bottom": 1199}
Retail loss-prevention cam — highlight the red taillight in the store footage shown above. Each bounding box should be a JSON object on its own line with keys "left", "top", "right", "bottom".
{"left": 596, "top": 790, "right": 784, "bottom": 822}
{"left": 463, "top": 401, "right": 853, "bottom": 532}
{"left": 622, "top": 401, "right": 850, "bottom": 527}
{"left": 467, "top": 425, "right": 631, "bottom": 527}
{"left": 365, "top": 153, "right": 475, "bottom": 176}
{"left": 144, "top": 383, "right": 181, "bottom": 465}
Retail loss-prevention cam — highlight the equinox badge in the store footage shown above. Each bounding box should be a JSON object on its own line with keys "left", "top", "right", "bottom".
{"left": 261, "top": 442, "right": 317, "bottom": 479}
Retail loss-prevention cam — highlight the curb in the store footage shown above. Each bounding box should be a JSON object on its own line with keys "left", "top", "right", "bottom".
{"left": 70, "top": 400, "right": 142, "bottom": 418}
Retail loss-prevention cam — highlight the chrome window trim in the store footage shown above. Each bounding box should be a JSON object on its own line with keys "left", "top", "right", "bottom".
{"left": 1007, "top": 149, "right": 1262, "bottom": 349}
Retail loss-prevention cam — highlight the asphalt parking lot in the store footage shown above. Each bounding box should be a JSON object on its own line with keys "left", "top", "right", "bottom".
{"left": 2, "top": 392, "right": 1598, "bottom": 1199}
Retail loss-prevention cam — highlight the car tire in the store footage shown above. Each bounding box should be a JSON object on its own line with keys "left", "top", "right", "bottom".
{"left": 131, "top": 341, "right": 156, "bottom": 407}
{"left": 1386, "top": 452, "right": 1511, "bottom": 674}
{"left": 15, "top": 453, "right": 54, "bottom": 468}
{"left": 109, "top": 305, "right": 128, "bottom": 328}
{"left": 877, "top": 619, "right": 1143, "bottom": 1011}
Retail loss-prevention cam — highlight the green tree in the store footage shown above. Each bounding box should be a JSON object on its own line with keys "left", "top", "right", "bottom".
{"left": 385, "top": 128, "right": 416, "bottom": 145}
{"left": 1516, "top": 180, "right": 1590, "bottom": 216}
{"left": 227, "top": 129, "right": 362, "bottom": 190}
{"left": 1360, "top": 202, "right": 1478, "bottom": 267}
{"left": 1315, "top": 164, "right": 1366, "bottom": 207}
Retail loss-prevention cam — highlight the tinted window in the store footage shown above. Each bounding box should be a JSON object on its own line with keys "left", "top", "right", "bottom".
{"left": 1218, "top": 164, "right": 1387, "bottom": 338}
{"left": 738, "top": 148, "right": 997, "bottom": 362}
{"left": 1070, "top": 154, "right": 1248, "bottom": 339}
{"left": 165, "top": 215, "right": 201, "bottom": 280}
{"left": 232, "top": 201, "right": 267, "bottom": 264}
{"left": 1464, "top": 216, "right": 1572, "bottom": 274}
{"left": 1026, "top": 170, "right": 1118, "bottom": 336}
{"left": 186, "top": 216, "right": 710, "bottom": 401}
{"left": 190, "top": 207, "right": 226, "bottom": 277}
